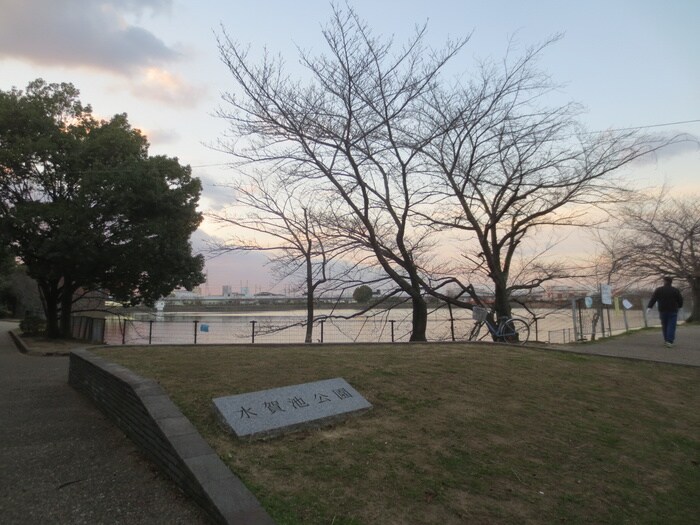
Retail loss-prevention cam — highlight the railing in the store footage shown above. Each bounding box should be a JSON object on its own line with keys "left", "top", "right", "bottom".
{"left": 550, "top": 303, "right": 690, "bottom": 344}
{"left": 102, "top": 316, "right": 467, "bottom": 346}
{"left": 70, "top": 302, "right": 690, "bottom": 346}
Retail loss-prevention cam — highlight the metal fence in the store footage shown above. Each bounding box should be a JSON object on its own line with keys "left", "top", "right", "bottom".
{"left": 70, "top": 300, "right": 690, "bottom": 346}
{"left": 101, "top": 315, "right": 469, "bottom": 346}
{"left": 564, "top": 295, "right": 690, "bottom": 343}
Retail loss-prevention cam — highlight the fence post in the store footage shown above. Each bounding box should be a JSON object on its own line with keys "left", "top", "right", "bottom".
{"left": 643, "top": 300, "right": 649, "bottom": 327}
{"left": 149, "top": 320, "right": 154, "bottom": 344}
{"left": 194, "top": 320, "right": 198, "bottom": 344}
{"left": 390, "top": 320, "right": 395, "bottom": 343}
{"left": 250, "top": 320, "right": 256, "bottom": 343}
{"left": 449, "top": 317, "right": 455, "bottom": 342}
{"left": 622, "top": 307, "right": 629, "bottom": 332}
{"left": 571, "top": 299, "right": 579, "bottom": 342}
{"left": 320, "top": 320, "right": 324, "bottom": 343}
{"left": 121, "top": 318, "right": 126, "bottom": 345}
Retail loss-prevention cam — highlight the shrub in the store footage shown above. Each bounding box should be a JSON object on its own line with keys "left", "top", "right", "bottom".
{"left": 353, "top": 285, "right": 373, "bottom": 304}
{"left": 20, "top": 315, "right": 46, "bottom": 335}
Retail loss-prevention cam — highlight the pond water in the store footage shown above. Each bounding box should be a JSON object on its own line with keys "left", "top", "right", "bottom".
{"left": 102, "top": 305, "right": 662, "bottom": 345}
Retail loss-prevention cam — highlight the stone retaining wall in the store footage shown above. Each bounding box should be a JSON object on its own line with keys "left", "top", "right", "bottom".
{"left": 68, "top": 349, "right": 274, "bottom": 525}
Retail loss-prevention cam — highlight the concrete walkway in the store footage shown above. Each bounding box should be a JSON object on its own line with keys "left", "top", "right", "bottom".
{"left": 0, "top": 321, "right": 209, "bottom": 524}
{"left": 546, "top": 322, "right": 700, "bottom": 367}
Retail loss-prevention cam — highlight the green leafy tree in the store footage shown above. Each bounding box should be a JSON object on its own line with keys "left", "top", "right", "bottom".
{"left": 0, "top": 79, "right": 204, "bottom": 337}
{"left": 0, "top": 245, "right": 14, "bottom": 282}
{"left": 353, "top": 285, "right": 373, "bottom": 304}
{"left": 0, "top": 244, "right": 16, "bottom": 316}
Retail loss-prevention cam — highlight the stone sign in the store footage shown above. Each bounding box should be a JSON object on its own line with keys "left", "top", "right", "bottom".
{"left": 212, "top": 378, "right": 372, "bottom": 440}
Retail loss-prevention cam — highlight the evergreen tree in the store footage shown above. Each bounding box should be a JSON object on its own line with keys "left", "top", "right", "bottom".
{"left": 0, "top": 80, "right": 204, "bottom": 337}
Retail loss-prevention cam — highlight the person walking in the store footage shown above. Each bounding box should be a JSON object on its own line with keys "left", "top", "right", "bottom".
{"left": 647, "top": 276, "right": 684, "bottom": 347}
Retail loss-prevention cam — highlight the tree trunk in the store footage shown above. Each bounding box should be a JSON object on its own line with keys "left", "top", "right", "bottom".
{"left": 493, "top": 279, "right": 512, "bottom": 320}
{"left": 305, "top": 299, "right": 315, "bottom": 343}
{"left": 59, "top": 283, "right": 74, "bottom": 338}
{"left": 40, "top": 281, "right": 61, "bottom": 338}
{"left": 409, "top": 295, "right": 428, "bottom": 342}
{"left": 305, "top": 290, "right": 314, "bottom": 344}
{"left": 304, "top": 254, "right": 315, "bottom": 343}
{"left": 486, "top": 278, "right": 513, "bottom": 342}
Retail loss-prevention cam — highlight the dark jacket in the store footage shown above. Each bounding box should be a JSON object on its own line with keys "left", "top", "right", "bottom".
{"left": 647, "top": 284, "right": 683, "bottom": 313}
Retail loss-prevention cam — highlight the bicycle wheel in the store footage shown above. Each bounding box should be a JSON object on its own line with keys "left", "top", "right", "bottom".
{"left": 498, "top": 318, "right": 530, "bottom": 344}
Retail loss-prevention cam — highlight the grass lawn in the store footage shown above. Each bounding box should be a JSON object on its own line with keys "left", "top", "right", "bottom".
{"left": 93, "top": 343, "right": 700, "bottom": 525}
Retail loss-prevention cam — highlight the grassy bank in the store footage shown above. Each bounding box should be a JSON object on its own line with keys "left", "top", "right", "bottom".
{"left": 93, "top": 343, "right": 700, "bottom": 524}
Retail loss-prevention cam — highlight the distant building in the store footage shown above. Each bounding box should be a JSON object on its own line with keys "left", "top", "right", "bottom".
{"left": 254, "top": 291, "right": 284, "bottom": 297}
{"left": 169, "top": 289, "right": 200, "bottom": 300}
{"left": 544, "top": 285, "right": 594, "bottom": 301}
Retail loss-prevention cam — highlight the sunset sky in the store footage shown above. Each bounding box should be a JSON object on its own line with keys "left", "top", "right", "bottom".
{"left": 2, "top": 0, "right": 698, "bottom": 294}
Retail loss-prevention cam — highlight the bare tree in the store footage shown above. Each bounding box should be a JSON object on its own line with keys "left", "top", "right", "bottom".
{"left": 209, "top": 172, "right": 351, "bottom": 342}
{"left": 420, "top": 39, "right": 669, "bottom": 320}
{"left": 216, "top": 6, "right": 467, "bottom": 341}
{"left": 587, "top": 227, "right": 641, "bottom": 294}
{"left": 215, "top": 4, "right": 671, "bottom": 340}
{"left": 616, "top": 191, "right": 699, "bottom": 322}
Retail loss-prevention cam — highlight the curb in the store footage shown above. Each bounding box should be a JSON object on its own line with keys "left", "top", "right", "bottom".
{"left": 69, "top": 349, "right": 275, "bottom": 525}
{"left": 8, "top": 330, "right": 89, "bottom": 357}
{"left": 8, "top": 329, "right": 30, "bottom": 354}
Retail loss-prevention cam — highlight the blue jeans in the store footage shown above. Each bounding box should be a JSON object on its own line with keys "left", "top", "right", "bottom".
{"left": 659, "top": 311, "right": 678, "bottom": 343}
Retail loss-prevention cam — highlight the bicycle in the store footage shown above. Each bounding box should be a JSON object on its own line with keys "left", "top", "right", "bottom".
{"left": 469, "top": 305, "right": 530, "bottom": 344}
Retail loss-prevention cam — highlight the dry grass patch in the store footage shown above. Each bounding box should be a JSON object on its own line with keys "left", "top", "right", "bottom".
{"left": 93, "top": 343, "right": 700, "bottom": 525}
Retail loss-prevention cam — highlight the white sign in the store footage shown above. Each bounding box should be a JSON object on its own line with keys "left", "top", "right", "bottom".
{"left": 600, "top": 284, "right": 613, "bottom": 305}
{"left": 213, "top": 378, "right": 372, "bottom": 440}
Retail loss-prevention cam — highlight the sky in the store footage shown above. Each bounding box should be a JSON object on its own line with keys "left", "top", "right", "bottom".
{"left": 1, "top": 0, "right": 699, "bottom": 295}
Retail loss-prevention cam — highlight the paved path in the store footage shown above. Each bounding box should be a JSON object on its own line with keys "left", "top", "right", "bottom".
{"left": 546, "top": 322, "right": 700, "bottom": 367}
{"left": 0, "top": 321, "right": 209, "bottom": 524}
